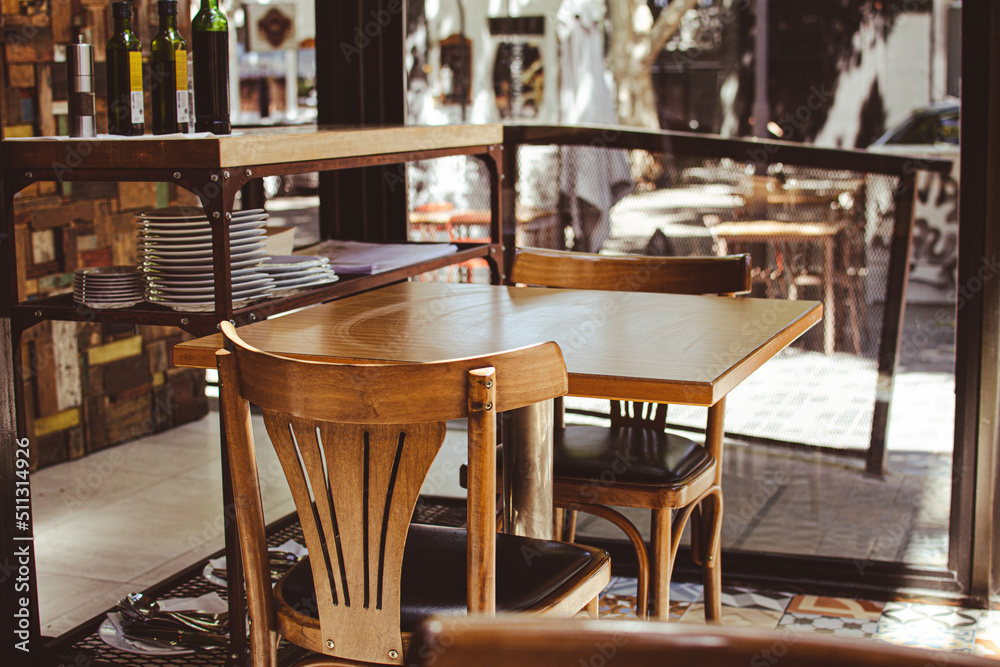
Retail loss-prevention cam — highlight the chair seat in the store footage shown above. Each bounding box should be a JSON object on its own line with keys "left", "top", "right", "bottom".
{"left": 554, "top": 426, "right": 715, "bottom": 486}
{"left": 278, "top": 524, "right": 607, "bottom": 632}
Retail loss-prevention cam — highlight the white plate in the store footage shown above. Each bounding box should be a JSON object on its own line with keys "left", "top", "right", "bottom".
{"left": 143, "top": 265, "right": 264, "bottom": 280}
{"left": 147, "top": 278, "right": 273, "bottom": 295}
{"left": 74, "top": 275, "right": 142, "bottom": 285}
{"left": 74, "top": 298, "right": 144, "bottom": 309}
{"left": 268, "top": 275, "right": 340, "bottom": 297}
{"left": 137, "top": 235, "right": 266, "bottom": 251}
{"left": 135, "top": 206, "right": 266, "bottom": 222}
{"left": 75, "top": 290, "right": 145, "bottom": 299}
{"left": 98, "top": 593, "right": 228, "bottom": 656}
{"left": 262, "top": 255, "right": 331, "bottom": 272}
{"left": 145, "top": 294, "right": 269, "bottom": 313}
{"left": 74, "top": 266, "right": 141, "bottom": 279}
{"left": 269, "top": 271, "right": 338, "bottom": 289}
{"left": 203, "top": 540, "right": 308, "bottom": 587}
{"left": 139, "top": 243, "right": 266, "bottom": 260}
{"left": 136, "top": 222, "right": 267, "bottom": 238}
{"left": 147, "top": 285, "right": 271, "bottom": 302}
{"left": 145, "top": 272, "right": 268, "bottom": 287}
{"left": 141, "top": 254, "right": 267, "bottom": 272}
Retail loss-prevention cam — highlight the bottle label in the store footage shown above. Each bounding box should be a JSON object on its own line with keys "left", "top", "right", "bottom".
{"left": 175, "top": 49, "right": 190, "bottom": 124}
{"left": 128, "top": 52, "right": 144, "bottom": 124}
{"left": 176, "top": 90, "right": 190, "bottom": 124}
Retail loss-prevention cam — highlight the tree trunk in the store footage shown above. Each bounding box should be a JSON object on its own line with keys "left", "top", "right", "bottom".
{"left": 607, "top": 0, "right": 699, "bottom": 129}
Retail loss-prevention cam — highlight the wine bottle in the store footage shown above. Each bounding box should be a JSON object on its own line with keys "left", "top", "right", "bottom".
{"left": 192, "top": 0, "right": 231, "bottom": 134}
{"left": 151, "top": 0, "right": 190, "bottom": 134}
{"left": 106, "top": 2, "right": 144, "bottom": 136}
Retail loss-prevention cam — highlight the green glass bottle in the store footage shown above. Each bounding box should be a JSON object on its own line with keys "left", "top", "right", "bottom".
{"left": 151, "top": 0, "right": 190, "bottom": 134}
{"left": 106, "top": 1, "right": 144, "bottom": 135}
{"left": 192, "top": 0, "right": 231, "bottom": 134}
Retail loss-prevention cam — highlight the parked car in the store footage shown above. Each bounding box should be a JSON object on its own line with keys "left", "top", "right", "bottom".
{"left": 867, "top": 102, "right": 960, "bottom": 300}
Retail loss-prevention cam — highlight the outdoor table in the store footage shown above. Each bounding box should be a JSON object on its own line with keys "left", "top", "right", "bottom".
{"left": 710, "top": 220, "right": 842, "bottom": 354}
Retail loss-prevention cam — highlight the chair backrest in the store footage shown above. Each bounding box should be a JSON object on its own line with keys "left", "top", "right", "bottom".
{"left": 509, "top": 247, "right": 752, "bottom": 429}
{"left": 408, "top": 617, "right": 991, "bottom": 667}
{"left": 509, "top": 247, "right": 752, "bottom": 296}
{"left": 215, "top": 322, "right": 568, "bottom": 665}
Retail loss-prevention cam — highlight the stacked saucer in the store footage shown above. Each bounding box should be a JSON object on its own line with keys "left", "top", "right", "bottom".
{"left": 260, "top": 256, "right": 338, "bottom": 297}
{"left": 74, "top": 267, "right": 144, "bottom": 309}
{"left": 136, "top": 207, "right": 274, "bottom": 312}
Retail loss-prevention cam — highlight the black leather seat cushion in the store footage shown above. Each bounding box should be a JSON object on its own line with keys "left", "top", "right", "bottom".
{"left": 554, "top": 426, "right": 714, "bottom": 486}
{"left": 278, "top": 524, "right": 602, "bottom": 631}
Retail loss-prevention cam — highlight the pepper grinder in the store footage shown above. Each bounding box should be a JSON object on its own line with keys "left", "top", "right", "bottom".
{"left": 67, "top": 36, "right": 97, "bottom": 138}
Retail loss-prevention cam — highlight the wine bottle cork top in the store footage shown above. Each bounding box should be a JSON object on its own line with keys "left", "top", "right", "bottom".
{"left": 112, "top": 2, "right": 132, "bottom": 19}
{"left": 158, "top": 1, "right": 178, "bottom": 16}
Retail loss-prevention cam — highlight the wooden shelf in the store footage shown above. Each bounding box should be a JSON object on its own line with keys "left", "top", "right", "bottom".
{"left": 2, "top": 124, "right": 503, "bottom": 171}
{"left": 11, "top": 243, "right": 500, "bottom": 336}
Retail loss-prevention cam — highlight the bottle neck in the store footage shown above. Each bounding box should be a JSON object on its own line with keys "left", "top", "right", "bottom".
{"left": 115, "top": 16, "right": 133, "bottom": 34}
{"left": 200, "top": 0, "right": 221, "bottom": 9}
{"left": 160, "top": 15, "right": 178, "bottom": 32}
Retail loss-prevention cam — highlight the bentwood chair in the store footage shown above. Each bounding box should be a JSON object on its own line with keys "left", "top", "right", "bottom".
{"left": 408, "top": 616, "right": 993, "bottom": 667}
{"left": 216, "top": 322, "right": 610, "bottom": 667}
{"left": 509, "top": 247, "right": 752, "bottom": 621}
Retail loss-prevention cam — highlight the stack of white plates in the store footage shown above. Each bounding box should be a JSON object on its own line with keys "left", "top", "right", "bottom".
{"left": 261, "top": 256, "right": 338, "bottom": 297}
{"left": 135, "top": 207, "right": 274, "bottom": 313}
{"left": 74, "top": 267, "right": 144, "bottom": 309}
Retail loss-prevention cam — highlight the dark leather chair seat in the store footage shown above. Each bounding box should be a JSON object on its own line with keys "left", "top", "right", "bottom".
{"left": 279, "top": 524, "right": 603, "bottom": 631}
{"left": 554, "top": 426, "right": 715, "bottom": 486}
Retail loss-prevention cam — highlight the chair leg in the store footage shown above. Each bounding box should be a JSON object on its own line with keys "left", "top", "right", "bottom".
{"left": 650, "top": 508, "right": 673, "bottom": 621}
{"left": 557, "top": 502, "right": 649, "bottom": 619}
{"left": 700, "top": 490, "right": 724, "bottom": 623}
{"left": 587, "top": 595, "right": 599, "bottom": 618}
{"left": 565, "top": 509, "right": 578, "bottom": 543}
{"left": 690, "top": 504, "right": 704, "bottom": 566}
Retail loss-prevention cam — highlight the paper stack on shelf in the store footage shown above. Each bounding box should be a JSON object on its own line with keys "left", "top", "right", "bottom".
{"left": 294, "top": 240, "right": 458, "bottom": 274}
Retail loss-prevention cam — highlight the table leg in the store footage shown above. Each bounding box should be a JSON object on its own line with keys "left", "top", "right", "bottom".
{"left": 823, "top": 237, "right": 836, "bottom": 355}
{"left": 501, "top": 400, "right": 554, "bottom": 540}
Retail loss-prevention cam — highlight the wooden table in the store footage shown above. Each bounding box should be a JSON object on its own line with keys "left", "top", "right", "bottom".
{"left": 710, "top": 220, "right": 842, "bottom": 354}
{"left": 174, "top": 280, "right": 822, "bottom": 536}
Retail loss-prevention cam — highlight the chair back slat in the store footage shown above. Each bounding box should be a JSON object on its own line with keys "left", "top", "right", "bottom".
{"left": 510, "top": 247, "right": 752, "bottom": 296}
{"left": 265, "top": 414, "right": 445, "bottom": 663}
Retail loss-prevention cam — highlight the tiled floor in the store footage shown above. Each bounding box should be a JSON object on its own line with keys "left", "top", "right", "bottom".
{"left": 598, "top": 577, "right": 1000, "bottom": 659}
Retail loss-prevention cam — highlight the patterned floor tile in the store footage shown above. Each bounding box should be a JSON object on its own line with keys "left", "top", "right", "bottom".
{"left": 778, "top": 612, "right": 879, "bottom": 639}
{"left": 785, "top": 594, "right": 884, "bottom": 619}
{"left": 880, "top": 601, "right": 981, "bottom": 628}
{"left": 598, "top": 593, "right": 688, "bottom": 621}
{"left": 720, "top": 587, "right": 795, "bottom": 613}
{"left": 602, "top": 576, "right": 640, "bottom": 596}
{"left": 670, "top": 582, "right": 704, "bottom": 603}
{"left": 974, "top": 638, "right": 1000, "bottom": 660}
{"left": 874, "top": 624, "right": 976, "bottom": 653}
{"left": 680, "top": 603, "right": 783, "bottom": 628}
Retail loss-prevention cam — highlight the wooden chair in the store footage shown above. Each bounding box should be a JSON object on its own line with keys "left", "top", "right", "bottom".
{"left": 509, "top": 247, "right": 752, "bottom": 621}
{"left": 216, "top": 322, "right": 611, "bottom": 667}
{"left": 407, "top": 616, "right": 994, "bottom": 667}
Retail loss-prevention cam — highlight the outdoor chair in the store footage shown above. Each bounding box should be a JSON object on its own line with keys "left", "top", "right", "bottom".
{"left": 508, "top": 247, "right": 752, "bottom": 621}
{"left": 216, "top": 321, "right": 610, "bottom": 666}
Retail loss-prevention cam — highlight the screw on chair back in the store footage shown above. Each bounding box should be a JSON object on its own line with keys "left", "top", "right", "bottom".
{"left": 215, "top": 321, "right": 574, "bottom": 665}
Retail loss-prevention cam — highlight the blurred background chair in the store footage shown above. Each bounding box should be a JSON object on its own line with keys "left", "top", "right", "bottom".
{"left": 216, "top": 322, "right": 610, "bottom": 666}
